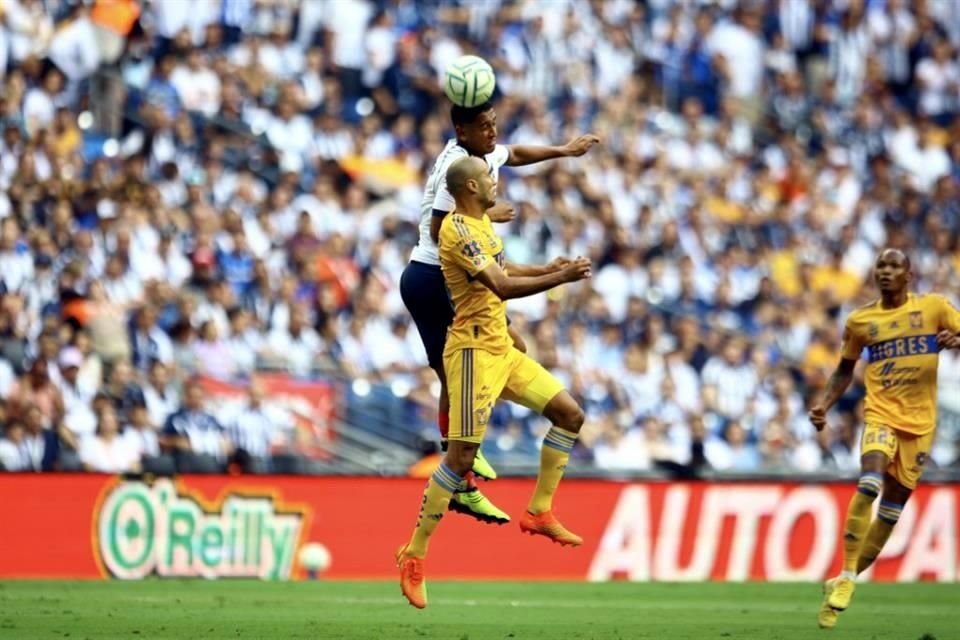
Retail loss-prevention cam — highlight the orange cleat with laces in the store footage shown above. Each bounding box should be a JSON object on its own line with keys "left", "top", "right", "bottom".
{"left": 519, "top": 510, "right": 583, "bottom": 547}
{"left": 395, "top": 545, "right": 427, "bottom": 609}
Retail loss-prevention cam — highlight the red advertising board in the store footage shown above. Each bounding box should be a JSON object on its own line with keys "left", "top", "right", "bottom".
{"left": 196, "top": 374, "right": 337, "bottom": 456}
{"left": 1, "top": 474, "right": 958, "bottom": 581}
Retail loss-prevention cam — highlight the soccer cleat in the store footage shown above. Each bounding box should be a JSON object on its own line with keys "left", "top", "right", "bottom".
{"left": 396, "top": 545, "right": 427, "bottom": 609}
{"left": 472, "top": 449, "right": 498, "bottom": 480}
{"left": 817, "top": 578, "right": 840, "bottom": 629}
{"left": 827, "top": 576, "right": 855, "bottom": 611}
{"left": 519, "top": 510, "right": 583, "bottom": 547}
{"left": 449, "top": 489, "right": 510, "bottom": 525}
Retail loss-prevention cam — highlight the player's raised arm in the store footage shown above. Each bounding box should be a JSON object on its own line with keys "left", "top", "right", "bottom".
{"left": 506, "top": 134, "right": 601, "bottom": 166}
{"left": 502, "top": 257, "right": 569, "bottom": 278}
{"left": 474, "top": 257, "right": 590, "bottom": 301}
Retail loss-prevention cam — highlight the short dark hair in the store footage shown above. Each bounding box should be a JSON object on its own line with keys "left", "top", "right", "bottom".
{"left": 451, "top": 101, "right": 494, "bottom": 127}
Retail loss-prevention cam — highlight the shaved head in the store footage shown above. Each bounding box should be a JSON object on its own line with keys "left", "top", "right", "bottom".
{"left": 878, "top": 248, "right": 911, "bottom": 271}
{"left": 445, "top": 156, "right": 487, "bottom": 198}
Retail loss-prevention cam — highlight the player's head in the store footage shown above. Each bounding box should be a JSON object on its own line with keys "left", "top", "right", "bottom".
{"left": 451, "top": 101, "right": 497, "bottom": 155}
{"left": 446, "top": 156, "right": 496, "bottom": 210}
{"left": 873, "top": 248, "right": 912, "bottom": 294}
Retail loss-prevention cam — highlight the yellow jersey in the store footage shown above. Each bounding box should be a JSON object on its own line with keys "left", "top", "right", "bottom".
{"left": 841, "top": 293, "right": 960, "bottom": 435}
{"left": 438, "top": 212, "right": 511, "bottom": 355}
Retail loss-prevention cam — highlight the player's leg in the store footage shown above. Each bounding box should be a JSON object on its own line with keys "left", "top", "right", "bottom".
{"left": 500, "top": 350, "right": 585, "bottom": 546}
{"left": 397, "top": 349, "right": 508, "bottom": 608}
{"left": 856, "top": 473, "right": 911, "bottom": 574}
{"left": 400, "top": 262, "right": 498, "bottom": 484}
{"left": 856, "top": 429, "right": 929, "bottom": 573}
{"left": 823, "top": 423, "right": 896, "bottom": 620}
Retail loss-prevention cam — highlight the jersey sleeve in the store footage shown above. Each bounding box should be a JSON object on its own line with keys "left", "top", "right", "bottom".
{"left": 431, "top": 181, "right": 456, "bottom": 215}
{"left": 440, "top": 219, "right": 493, "bottom": 277}
{"left": 488, "top": 144, "right": 510, "bottom": 169}
{"left": 936, "top": 295, "right": 960, "bottom": 333}
{"left": 840, "top": 316, "right": 864, "bottom": 360}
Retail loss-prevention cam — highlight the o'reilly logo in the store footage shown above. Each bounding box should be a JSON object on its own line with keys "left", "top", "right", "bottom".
{"left": 96, "top": 479, "right": 305, "bottom": 580}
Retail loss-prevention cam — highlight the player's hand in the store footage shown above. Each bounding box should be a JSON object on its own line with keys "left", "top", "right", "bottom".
{"left": 562, "top": 134, "right": 601, "bottom": 157}
{"left": 486, "top": 201, "right": 516, "bottom": 223}
{"left": 936, "top": 330, "right": 960, "bottom": 350}
{"left": 808, "top": 404, "right": 828, "bottom": 432}
{"left": 560, "top": 257, "right": 592, "bottom": 283}
{"left": 546, "top": 257, "right": 572, "bottom": 272}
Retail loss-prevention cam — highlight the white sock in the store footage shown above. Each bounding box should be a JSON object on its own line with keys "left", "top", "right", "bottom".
{"left": 840, "top": 570, "right": 856, "bottom": 580}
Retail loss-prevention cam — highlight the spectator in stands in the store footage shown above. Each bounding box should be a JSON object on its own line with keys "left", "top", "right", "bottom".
{"left": 57, "top": 346, "right": 97, "bottom": 443}
{"left": 102, "top": 360, "right": 146, "bottom": 423}
{"left": 79, "top": 404, "right": 140, "bottom": 474}
{"left": 122, "top": 401, "right": 174, "bottom": 475}
{"left": 142, "top": 360, "right": 178, "bottom": 429}
{"left": 223, "top": 378, "right": 293, "bottom": 474}
{"left": 19, "top": 404, "right": 60, "bottom": 472}
{"left": 161, "top": 382, "right": 230, "bottom": 473}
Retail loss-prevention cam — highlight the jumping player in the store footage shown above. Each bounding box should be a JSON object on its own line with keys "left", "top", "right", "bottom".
{"left": 396, "top": 156, "right": 593, "bottom": 609}
{"left": 399, "top": 100, "right": 599, "bottom": 525}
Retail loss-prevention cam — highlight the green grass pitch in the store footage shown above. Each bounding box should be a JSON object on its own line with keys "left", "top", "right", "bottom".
{"left": 1, "top": 580, "right": 955, "bottom": 639}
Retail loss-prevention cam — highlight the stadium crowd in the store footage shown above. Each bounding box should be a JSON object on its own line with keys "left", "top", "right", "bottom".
{"left": 1, "top": 0, "right": 960, "bottom": 476}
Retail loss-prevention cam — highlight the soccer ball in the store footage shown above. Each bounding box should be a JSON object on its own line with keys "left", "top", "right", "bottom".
{"left": 444, "top": 55, "right": 496, "bottom": 108}
{"left": 298, "top": 542, "right": 332, "bottom": 577}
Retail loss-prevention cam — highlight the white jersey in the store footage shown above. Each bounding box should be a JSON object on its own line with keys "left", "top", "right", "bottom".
{"left": 409, "top": 139, "right": 510, "bottom": 266}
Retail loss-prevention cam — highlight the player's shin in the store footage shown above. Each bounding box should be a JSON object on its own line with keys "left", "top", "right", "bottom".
{"left": 841, "top": 472, "right": 883, "bottom": 575}
{"left": 857, "top": 501, "right": 903, "bottom": 573}
{"left": 528, "top": 426, "right": 578, "bottom": 514}
{"left": 407, "top": 463, "right": 462, "bottom": 557}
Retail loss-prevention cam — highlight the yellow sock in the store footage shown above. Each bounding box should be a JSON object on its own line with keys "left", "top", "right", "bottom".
{"left": 528, "top": 427, "right": 577, "bottom": 514}
{"left": 407, "top": 464, "right": 461, "bottom": 557}
{"left": 857, "top": 500, "right": 902, "bottom": 573}
{"left": 842, "top": 473, "right": 882, "bottom": 573}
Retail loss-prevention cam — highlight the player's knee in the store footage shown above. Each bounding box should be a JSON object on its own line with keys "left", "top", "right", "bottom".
{"left": 876, "top": 499, "right": 904, "bottom": 525}
{"left": 444, "top": 441, "right": 478, "bottom": 477}
{"left": 856, "top": 471, "right": 883, "bottom": 500}
{"left": 558, "top": 404, "right": 585, "bottom": 434}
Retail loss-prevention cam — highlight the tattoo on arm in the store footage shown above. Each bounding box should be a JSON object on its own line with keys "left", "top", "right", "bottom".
{"left": 820, "top": 360, "right": 856, "bottom": 410}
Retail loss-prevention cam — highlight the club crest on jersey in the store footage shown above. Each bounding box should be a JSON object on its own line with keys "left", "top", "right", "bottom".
{"left": 910, "top": 311, "right": 923, "bottom": 329}
{"left": 868, "top": 322, "right": 879, "bottom": 339}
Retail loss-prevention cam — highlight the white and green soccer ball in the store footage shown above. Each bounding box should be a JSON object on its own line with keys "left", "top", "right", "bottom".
{"left": 444, "top": 55, "right": 496, "bottom": 107}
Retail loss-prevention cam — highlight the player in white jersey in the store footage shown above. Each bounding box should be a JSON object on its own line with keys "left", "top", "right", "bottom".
{"left": 399, "top": 100, "right": 599, "bottom": 524}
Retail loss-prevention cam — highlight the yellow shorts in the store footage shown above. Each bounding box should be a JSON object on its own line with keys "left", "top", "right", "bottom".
{"left": 445, "top": 347, "right": 565, "bottom": 443}
{"left": 861, "top": 423, "right": 934, "bottom": 490}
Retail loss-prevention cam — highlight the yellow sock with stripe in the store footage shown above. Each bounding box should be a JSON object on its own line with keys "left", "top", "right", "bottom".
{"left": 841, "top": 472, "right": 882, "bottom": 575}
{"left": 857, "top": 501, "right": 902, "bottom": 573}
{"left": 407, "top": 464, "right": 463, "bottom": 557}
{"left": 528, "top": 427, "right": 578, "bottom": 514}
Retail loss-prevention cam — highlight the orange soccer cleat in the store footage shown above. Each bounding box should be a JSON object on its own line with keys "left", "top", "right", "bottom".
{"left": 519, "top": 510, "right": 583, "bottom": 547}
{"left": 396, "top": 545, "right": 428, "bottom": 609}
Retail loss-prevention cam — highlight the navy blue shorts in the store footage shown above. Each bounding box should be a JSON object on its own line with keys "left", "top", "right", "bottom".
{"left": 400, "top": 260, "right": 454, "bottom": 372}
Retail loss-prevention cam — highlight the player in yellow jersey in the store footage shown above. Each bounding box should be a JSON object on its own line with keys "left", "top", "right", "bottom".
{"left": 395, "top": 156, "right": 593, "bottom": 609}
{"left": 809, "top": 248, "right": 960, "bottom": 629}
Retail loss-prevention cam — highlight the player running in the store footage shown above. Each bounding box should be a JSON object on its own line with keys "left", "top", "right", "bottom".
{"left": 809, "top": 248, "right": 960, "bottom": 629}
{"left": 399, "top": 100, "right": 599, "bottom": 525}
{"left": 396, "top": 156, "right": 593, "bottom": 609}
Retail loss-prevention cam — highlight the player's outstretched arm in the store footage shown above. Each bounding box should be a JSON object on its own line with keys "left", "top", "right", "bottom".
{"left": 475, "top": 257, "right": 591, "bottom": 300}
{"left": 506, "top": 134, "right": 601, "bottom": 167}
{"left": 808, "top": 357, "right": 857, "bottom": 432}
{"left": 503, "top": 257, "right": 574, "bottom": 278}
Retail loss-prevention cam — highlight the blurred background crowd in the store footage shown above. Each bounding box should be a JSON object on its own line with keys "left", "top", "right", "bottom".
{"left": 1, "top": 0, "right": 960, "bottom": 477}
